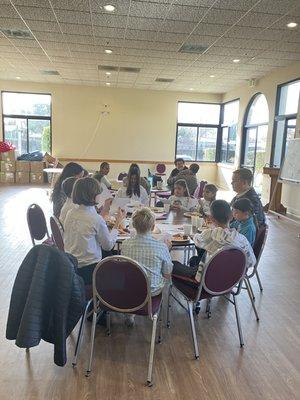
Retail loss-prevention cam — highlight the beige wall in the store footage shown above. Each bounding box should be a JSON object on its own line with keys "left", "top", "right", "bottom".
{"left": 0, "top": 79, "right": 219, "bottom": 183}
{"left": 219, "top": 61, "right": 300, "bottom": 216}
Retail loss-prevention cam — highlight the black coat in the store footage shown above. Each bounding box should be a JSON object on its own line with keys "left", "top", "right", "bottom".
{"left": 6, "top": 245, "right": 86, "bottom": 366}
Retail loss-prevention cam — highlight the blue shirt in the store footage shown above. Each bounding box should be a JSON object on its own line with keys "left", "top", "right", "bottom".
{"left": 230, "top": 216, "right": 257, "bottom": 247}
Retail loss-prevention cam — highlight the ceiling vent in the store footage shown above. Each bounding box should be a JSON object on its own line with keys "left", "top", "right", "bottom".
{"left": 155, "top": 78, "right": 174, "bottom": 83}
{"left": 179, "top": 43, "right": 208, "bottom": 54}
{"left": 41, "top": 70, "right": 60, "bottom": 75}
{"left": 119, "top": 67, "right": 141, "bottom": 73}
{"left": 1, "top": 28, "right": 33, "bottom": 39}
{"left": 98, "top": 65, "right": 119, "bottom": 71}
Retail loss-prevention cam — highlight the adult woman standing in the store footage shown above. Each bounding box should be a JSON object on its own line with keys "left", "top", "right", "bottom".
{"left": 51, "top": 162, "right": 84, "bottom": 218}
{"left": 115, "top": 163, "right": 149, "bottom": 205}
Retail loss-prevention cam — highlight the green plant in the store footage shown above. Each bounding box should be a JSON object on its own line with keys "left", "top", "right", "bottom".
{"left": 41, "top": 126, "right": 51, "bottom": 153}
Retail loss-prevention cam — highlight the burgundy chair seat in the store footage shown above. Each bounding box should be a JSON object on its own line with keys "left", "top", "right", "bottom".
{"left": 98, "top": 293, "right": 162, "bottom": 316}
{"left": 172, "top": 276, "right": 212, "bottom": 301}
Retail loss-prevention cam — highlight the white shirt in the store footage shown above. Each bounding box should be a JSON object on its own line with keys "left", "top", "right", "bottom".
{"left": 115, "top": 185, "right": 149, "bottom": 205}
{"left": 100, "top": 175, "right": 111, "bottom": 189}
{"left": 64, "top": 205, "right": 118, "bottom": 267}
{"left": 60, "top": 197, "right": 78, "bottom": 226}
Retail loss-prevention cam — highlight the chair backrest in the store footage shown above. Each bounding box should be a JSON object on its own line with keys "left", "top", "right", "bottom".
{"left": 253, "top": 224, "right": 268, "bottom": 262}
{"left": 27, "top": 204, "right": 49, "bottom": 245}
{"left": 118, "top": 172, "right": 127, "bottom": 181}
{"left": 92, "top": 255, "right": 152, "bottom": 314}
{"left": 50, "top": 216, "right": 64, "bottom": 251}
{"left": 194, "top": 180, "right": 207, "bottom": 199}
{"left": 156, "top": 163, "right": 166, "bottom": 174}
{"left": 202, "top": 247, "right": 247, "bottom": 296}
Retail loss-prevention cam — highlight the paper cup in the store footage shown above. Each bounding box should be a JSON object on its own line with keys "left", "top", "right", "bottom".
{"left": 191, "top": 215, "right": 198, "bottom": 227}
{"left": 198, "top": 218, "right": 204, "bottom": 229}
{"left": 183, "top": 224, "right": 192, "bottom": 235}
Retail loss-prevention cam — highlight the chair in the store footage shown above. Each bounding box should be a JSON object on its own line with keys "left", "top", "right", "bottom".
{"left": 117, "top": 172, "right": 127, "bottom": 181}
{"left": 155, "top": 163, "right": 166, "bottom": 176}
{"left": 72, "top": 255, "right": 163, "bottom": 386}
{"left": 50, "top": 216, "right": 64, "bottom": 251}
{"left": 167, "top": 247, "right": 247, "bottom": 359}
{"left": 246, "top": 225, "right": 269, "bottom": 299}
{"left": 27, "top": 204, "right": 53, "bottom": 246}
{"left": 194, "top": 180, "right": 207, "bottom": 199}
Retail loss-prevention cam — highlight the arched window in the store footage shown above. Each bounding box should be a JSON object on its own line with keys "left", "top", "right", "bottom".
{"left": 241, "top": 93, "right": 269, "bottom": 194}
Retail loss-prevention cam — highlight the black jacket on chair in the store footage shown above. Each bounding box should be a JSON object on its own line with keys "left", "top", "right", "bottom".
{"left": 6, "top": 245, "right": 86, "bottom": 366}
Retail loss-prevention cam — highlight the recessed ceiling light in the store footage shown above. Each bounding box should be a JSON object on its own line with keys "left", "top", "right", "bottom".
{"left": 209, "top": 75, "right": 215, "bottom": 78}
{"left": 16, "top": 76, "right": 21, "bottom": 79}
{"left": 287, "top": 22, "right": 298, "bottom": 28}
{"left": 106, "top": 72, "right": 111, "bottom": 75}
{"left": 233, "top": 59, "right": 240, "bottom": 63}
{"left": 251, "top": 56, "right": 256, "bottom": 60}
{"left": 106, "top": 82, "right": 111, "bottom": 86}
{"left": 189, "top": 88, "right": 194, "bottom": 91}
{"left": 104, "top": 4, "right": 115, "bottom": 12}
{"left": 105, "top": 49, "right": 112, "bottom": 54}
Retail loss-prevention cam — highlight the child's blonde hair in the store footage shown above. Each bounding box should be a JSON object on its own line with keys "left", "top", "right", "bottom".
{"left": 132, "top": 207, "right": 155, "bottom": 234}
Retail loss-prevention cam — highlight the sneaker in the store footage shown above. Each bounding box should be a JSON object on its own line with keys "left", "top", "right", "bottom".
{"left": 124, "top": 314, "right": 135, "bottom": 328}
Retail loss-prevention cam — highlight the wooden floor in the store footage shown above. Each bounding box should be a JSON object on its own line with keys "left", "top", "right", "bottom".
{"left": 0, "top": 185, "right": 300, "bottom": 400}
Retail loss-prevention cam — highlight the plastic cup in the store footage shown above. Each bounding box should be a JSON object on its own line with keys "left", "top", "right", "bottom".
{"left": 164, "top": 204, "right": 170, "bottom": 213}
{"left": 183, "top": 224, "right": 192, "bottom": 235}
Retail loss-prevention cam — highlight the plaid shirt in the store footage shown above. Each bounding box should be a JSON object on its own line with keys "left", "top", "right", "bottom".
{"left": 121, "top": 233, "right": 173, "bottom": 294}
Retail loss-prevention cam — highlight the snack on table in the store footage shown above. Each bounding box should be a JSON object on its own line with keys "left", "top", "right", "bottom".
{"left": 118, "top": 227, "right": 130, "bottom": 236}
{"left": 171, "top": 233, "right": 189, "bottom": 242}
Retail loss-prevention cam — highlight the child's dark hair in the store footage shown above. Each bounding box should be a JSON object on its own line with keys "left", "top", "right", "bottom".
{"left": 210, "top": 200, "right": 232, "bottom": 224}
{"left": 62, "top": 177, "right": 77, "bottom": 198}
{"left": 189, "top": 163, "right": 199, "bottom": 174}
{"left": 51, "top": 162, "right": 83, "bottom": 202}
{"left": 232, "top": 198, "right": 254, "bottom": 214}
{"left": 82, "top": 169, "right": 89, "bottom": 177}
{"left": 204, "top": 184, "right": 218, "bottom": 198}
{"left": 72, "top": 177, "right": 101, "bottom": 206}
{"left": 174, "top": 179, "right": 189, "bottom": 196}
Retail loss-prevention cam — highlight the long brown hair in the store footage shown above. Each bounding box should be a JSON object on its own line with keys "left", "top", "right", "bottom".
{"left": 126, "top": 163, "right": 141, "bottom": 197}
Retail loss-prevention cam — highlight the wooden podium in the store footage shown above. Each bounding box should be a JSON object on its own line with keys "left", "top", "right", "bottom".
{"left": 263, "top": 166, "right": 287, "bottom": 214}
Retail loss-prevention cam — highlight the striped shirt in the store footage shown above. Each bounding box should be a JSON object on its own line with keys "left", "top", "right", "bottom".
{"left": 121, "top": 233, "right": 173, "bottom": 294}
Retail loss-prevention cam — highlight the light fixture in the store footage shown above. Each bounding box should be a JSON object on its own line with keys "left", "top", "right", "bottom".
{"left": 16, "top": 76, "right": 21, "bottom": 79}
{"left": 209, "top": 75, "right": 215, "bottom": 78}
{"left": 106, "top": 82, "right": 111, "bottom": 86}
{"left": 233, "top": 59, "right": 240, "bottom": 63}
{"left": 189, "top": 88, "right": 194, "bottom": 91}
{"left": 105, "top": 49, "right": 113, "bottom": 54}
{"left": 251, "top": 56, "right": 256, "bottom": 60}
{"left": 287, "top": 22, "right": 298, "bottom": 28}
{"left": 106, "top": 72, "right": 111, "bottom": 76}
{"left": 104, "top": 4, "right": 115, "bottom": 12}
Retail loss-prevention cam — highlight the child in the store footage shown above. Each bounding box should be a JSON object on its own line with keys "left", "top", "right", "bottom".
{"left": 59, "top": 177, "right": 78, "bottom": 226}
{"left": 115, "top": 164, "right": 149, "bottom": 205}
{"left": 172, "top": 200, "right": 256, "bottom": 281}
{"left": 121, "top": 207, "right": 173, "bottom": 326}
{"left": 64, "top": 177, "right": 125, "bottom": 285}
{"left": 198, "top": 184, "right": 218, "bottom": 216}
{"left": 230, "top": 198, "right": 257, "bottom": 246}
{"left": 168, "top": 180, "right": 196, "bottom": 211}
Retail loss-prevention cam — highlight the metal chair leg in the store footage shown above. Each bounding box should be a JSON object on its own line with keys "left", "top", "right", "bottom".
{"left": 85, "top": 311, "right": 97, "bottom": 377}
{"left": 255, "top": 271, "right": 263, "bottom": 292}
{"left": 72, "top": 300, "right": 91, "bottom": 366}
{"left": 146, "top": 315, "right": 158, "bottom": 386}
{"left": 166, "top": 284, "right": 172, "bottom": 328}
{"left": 205, "top": 298, "right": 211, "bottom": 318}
{"left": 106, "top": 311, "right": 111, "bottom": 336}
{"left": 233, "top": 295, "right": 244, "bottom": 347}
{"left": 245, "top": 279, "right": 260, "bottom": 321}
{"left": 157, "top": 307, "right": 163, "bottom": 344}
{"left": 247, "top": 277, "right": 255, "bottom": 300}
{"left": 187, "top": 301, "right": 199, "bottom": 359}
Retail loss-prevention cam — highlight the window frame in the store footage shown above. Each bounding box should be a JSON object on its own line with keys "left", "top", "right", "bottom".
{"left": 175, "top": 101, "right": 222, "bottom": 163}
{"left": 220, "top": 98, "right": 240, "bottom": 164}
{"left": 1, "top": 90, "right": 52, "bottom": 154}
{"left": 270, "top": 78, "right": 300, "bottom": 167}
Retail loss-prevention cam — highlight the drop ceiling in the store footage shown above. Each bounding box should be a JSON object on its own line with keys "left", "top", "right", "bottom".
{"left": 0, "top": 0, "right": 299, "bottom": 93}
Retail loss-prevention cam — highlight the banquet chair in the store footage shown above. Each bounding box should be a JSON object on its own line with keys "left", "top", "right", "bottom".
{"left": 27, "top": 204, "right": 53, "bottom": 246}
{"left": 72, "top": 255, "right": 163, "bottom": 386}
{"left": 50, "top": 216, "right": 64, "bottom": 251}
{"left": 167, "top": 247, "right": 247, "bottom": 359}
{"left": 194, "top": 180, "right": 207, "bottom": 199}
{"left": 155, "top": 163, "right": 166, "bottom": 176}
{"left": 246, "top": 224, "right": 269, "bottom": 300}
{"left": 117, "top": 172, "right": 127, "bottom": 181}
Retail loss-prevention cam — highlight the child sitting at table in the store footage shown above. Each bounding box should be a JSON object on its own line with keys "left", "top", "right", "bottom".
{"left": 198, "top": 184, "right": 218, "bottom": 216}
{"left": 230, "top": 198, "right": 257, "bottom": 246}
{"left": 121, "top": 207, "right": 173, "bottom": 326}
{"left": 59, "top": 177, "right": 78, "bottom": 226}
{"left": 172, "top": 200, "right": 256, "bottom": 282}
{"left": 64, "top": 177, "right": 125, "bottom": 285}
{"left": 168, "top": 180, "right": 196, "bottom": 211}
{"left": 115, "top": 164, "right": 149, "bottom": 205}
